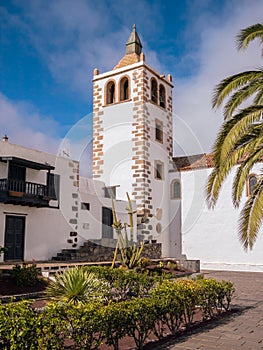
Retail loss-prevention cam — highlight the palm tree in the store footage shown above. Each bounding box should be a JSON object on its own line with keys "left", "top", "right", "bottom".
{"left": 206, "top": 23, "right": 263, "bottom": 250}
{"left": 46, "top": 266, "right": 109, "bottom": 305}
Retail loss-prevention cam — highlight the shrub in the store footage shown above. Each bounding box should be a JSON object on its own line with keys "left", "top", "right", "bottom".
{"left": 65, "top": 301, "right": 104, "bottom": 349}
{"left": 196, "top": 278, "right": 234, "bottom": 318}
{"left": 0, "top": 300, "right": 40, "bottom": 349}
{"left": 46, "top": 266, "right": 110, "bottom": 304}
{"left": 126, "top": 298, "right": 157, "bottom": 350}
{"left": 150, "top": 280, "right": 184, "bottom": 337}
{"left": 0, "top": 275, "right": 235, "bottom": 350}
{"left": 37, "top": 302, "right": 68, "bottom": 350}
{"left": 11, "top": 263, "right": 39, "bottom": 287}
{"left": 85, "top": 266, "right": 155, "bottom": 300}
{"left": 101, "top": 301, "right": 130, "bottom": 350}
{"left": 174, "top": 279, "right": 200, "bottom": 326}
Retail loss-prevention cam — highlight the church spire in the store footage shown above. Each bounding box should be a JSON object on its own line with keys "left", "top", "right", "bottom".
{"left": 125, "top": 24, "right": 142, "bottom": 55}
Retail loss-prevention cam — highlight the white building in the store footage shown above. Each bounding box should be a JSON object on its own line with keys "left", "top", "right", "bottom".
{"left": 91, "top": 25, "right": 263, "bottom": 270}
{"left": 173, "top": 154, "right": 263, "bottom": 272}
{"left": 0, "top": 138, "right": 134, "bottom": 262}
{"left": 92, "top": 25, "right": 182, "bottom": 258}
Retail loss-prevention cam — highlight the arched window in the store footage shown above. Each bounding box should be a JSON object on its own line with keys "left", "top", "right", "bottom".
{"left": 247, "top": 175, "right": 257, "bottom": 196}
{"left": 120, "top": 76, "right": 129, "bottom": 101}
{"left": 151, "top": 78, "right": 158, "bottom": 103}
{"left": 159, "top": 84, "right": 166, "bottom": 108}
{"left": 171, "top": 179, "right": 181, "bottom": 199}
{"left": 106, "top": 81, "right": 115, "bottom": 105}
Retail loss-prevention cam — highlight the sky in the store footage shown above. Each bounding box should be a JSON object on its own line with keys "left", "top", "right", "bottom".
{"left": 0, "top": 0, "right": 262, "bottom": 173}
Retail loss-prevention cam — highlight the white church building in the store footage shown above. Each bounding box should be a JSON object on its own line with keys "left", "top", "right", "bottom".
{"left": 0, "top": 26, "right": 262, "bottom": 271}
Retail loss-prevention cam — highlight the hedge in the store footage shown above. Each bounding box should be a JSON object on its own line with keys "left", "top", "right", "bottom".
{"left": 0, "top": 277, "right": 234, "bottom": 350}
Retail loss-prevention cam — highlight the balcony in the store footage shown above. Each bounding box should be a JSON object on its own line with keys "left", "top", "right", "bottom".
{"left": 0, "top": 178, "right": 57, "bottom": 207}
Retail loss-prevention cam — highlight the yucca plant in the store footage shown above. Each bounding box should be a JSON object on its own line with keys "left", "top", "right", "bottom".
{"left": 46, "top": 266, "right": 109, "bottom": 305}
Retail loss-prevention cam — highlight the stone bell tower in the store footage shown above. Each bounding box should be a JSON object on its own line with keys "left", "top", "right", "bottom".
{"left": 92, "top": 25, "right": 181, "bottom": 257}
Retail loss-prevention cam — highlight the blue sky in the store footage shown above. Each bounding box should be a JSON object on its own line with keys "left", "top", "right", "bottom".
{"left": 0, "top": 0, "right": 262, "bottom": 166}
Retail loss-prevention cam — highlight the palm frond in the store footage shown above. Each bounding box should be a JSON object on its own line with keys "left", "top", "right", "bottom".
{"left": 232, "top": 146, "right": 263, "bottom": 207}
{"left": 220, "top": 106, "right": 263, "bottom": 162}
{"left": 223, "top": 77, "right": 263, "bottom": 119}
{"left": 253, "top": 87, "right": 263, "bottom": 104}
{"left": 206, "top": 107, "right": 263, "bottom": 208}
{"left": 212, "top": 70, "right": 263, "bottom": 109}
{"left": 238, "top": 176, "right": 263, "bottom": 250}
{"left": 236, "top": 23, "right": 263, "bottom": 54}
{"left": 206, "top": 167, "right": 221, "bottom": 209}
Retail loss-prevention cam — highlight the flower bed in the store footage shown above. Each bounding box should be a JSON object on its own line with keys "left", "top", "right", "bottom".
{"left": 0, "top": 273, "right": 234, "bottom": 350}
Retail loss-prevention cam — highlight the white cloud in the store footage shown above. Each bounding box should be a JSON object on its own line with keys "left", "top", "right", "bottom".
{"left": 1, "top": 0, "right": 262, "bottom": 159}
{"left": 0, "top": 92, "right": 61, "bottom": 153}
{"left": 173, "top": 0, "right": 263, "bottom": 155}
{"left": 2, "top": 0, "right": 164, "bottom": 101}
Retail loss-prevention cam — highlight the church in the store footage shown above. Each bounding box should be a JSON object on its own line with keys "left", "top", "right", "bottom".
{"left": 91, "top": 25, "right": 263, "bottom": 271}
{"left": 0, "top": 26, "right": 262, "bottom": 271}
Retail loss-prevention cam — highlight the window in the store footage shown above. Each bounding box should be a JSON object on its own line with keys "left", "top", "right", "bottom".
{"left": 159, "top": 84, "right": 166, "bottom": 108}
{"left": 104, "top": 186, "right": 116, "bottom": 199}
{"left": 155, "top": 119, "right": 163, "bottom": 143}
{"left": 81, "top": 202, "right": 90, "bottom": 210}
{"left": 154, "top": 161, "right": 164, "bottom": 180}
{"left": 247, "top": 175, "right": 257, "bottom": 196}
{"left": 151, "top": 78, "right": 158, "bottom": 103}
{"left": 171, "top": 179, "right": 181, "bottom": 199}
{"left": 106, "top": 81, "right": 115, "bottom": 104}
{"left": 120, "top": 76, "right": 129, "bottom": 101}
{"left": 47, "top": 173, "right": 60, "bottom": 200}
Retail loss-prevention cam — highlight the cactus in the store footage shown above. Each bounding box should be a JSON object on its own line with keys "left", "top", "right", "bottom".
{"left": 111, "top": 193, "right": 144, "bottom": 269}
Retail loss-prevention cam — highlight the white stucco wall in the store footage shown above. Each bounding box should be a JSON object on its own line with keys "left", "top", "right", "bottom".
{"left": 181, "top": 165, "right": 263, "bottom": 272}
{"left": 0, "top": 142, "right": 136, "bottom": 262}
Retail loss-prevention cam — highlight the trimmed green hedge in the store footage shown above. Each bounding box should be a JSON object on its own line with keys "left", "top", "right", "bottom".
{"left": 0, "top": 277, "right": 234, "bottom": 350}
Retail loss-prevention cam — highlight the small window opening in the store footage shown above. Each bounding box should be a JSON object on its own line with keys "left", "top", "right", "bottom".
{"left": 155, "top": 161, "right": 164, "bottom": 180}
{"left": 171, "top": 180, "right": 181, "bottom": 199}
{"left": 120, "top": 77, "right": 129, "bottom": 101}
{"left": 106, "top": 81, "right": 115, "bottom": 104}
{"left": 155, "top": 120, "right": 163, "bottom": 143}
{"left": 81, "top": 202, "right": 90, "bottom": 210}
{"left": 159, "top": 84, "right": 166, "bottom": 108}
{"left": 151, "top": 78, "right": 158, "bottom": 103}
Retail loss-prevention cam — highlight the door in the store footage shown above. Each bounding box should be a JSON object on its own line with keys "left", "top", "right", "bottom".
{"left": 8, "top": 164, "right": 26, "bottom": 192}
{"left": 4, "top": 216, "right": 25, "bottom": 261}
{"left": 102, "top": 207, "right": 113, "bottom": 238}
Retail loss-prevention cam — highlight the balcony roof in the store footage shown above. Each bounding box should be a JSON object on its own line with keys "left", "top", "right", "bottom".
{"left": 0, "top": 156, "right": 55, "bottom": 170}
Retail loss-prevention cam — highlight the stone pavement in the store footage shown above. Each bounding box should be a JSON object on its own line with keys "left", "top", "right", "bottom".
{"left": 154, "top": 270, "right": 263, "bottom": 350}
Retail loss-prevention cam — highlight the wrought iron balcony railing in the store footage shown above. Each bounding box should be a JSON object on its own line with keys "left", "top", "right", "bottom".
{"left": 0, "top": 178, "right": 56, "bottom": 199}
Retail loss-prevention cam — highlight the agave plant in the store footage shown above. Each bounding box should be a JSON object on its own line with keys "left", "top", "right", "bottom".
{"left": 111, "top": 192, "right": 144, "bottom": 269}
{"left": 46, "top": 266, "right": 109, "bottom": 305}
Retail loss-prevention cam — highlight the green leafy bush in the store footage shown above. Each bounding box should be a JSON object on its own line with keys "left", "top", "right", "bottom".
{"left": 196, "top": 278, "right": 234, "bottom": 319}
{"left": 101, "top": 301, "right": 130, "bottom": 350}
{"left": 11, "top": 263, "right": 39, "bottom": 287}
{"left": 0, "top": 300, "right": 40, "bottom": 349}
{"left": 150, "top": 280, "right": 184, "bottom": 337}
{"left": 85, "top": 266, "right": 155, "bottom": 300}
{"left": 0, "top": 275, "right": 235, "bottom": 350}
{"left": 126, "top": 298, "right": 157, "bottom": 350}
{"left": 65, "top": 302, "right": 104, "bottom": 349}
{"left": 37, "top": 302, "right": 68, "bottom": 350}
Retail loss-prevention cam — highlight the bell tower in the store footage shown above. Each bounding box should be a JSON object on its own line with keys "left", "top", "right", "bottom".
{"left": 92, "top": 26, "right": 181, "bottom": 257}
